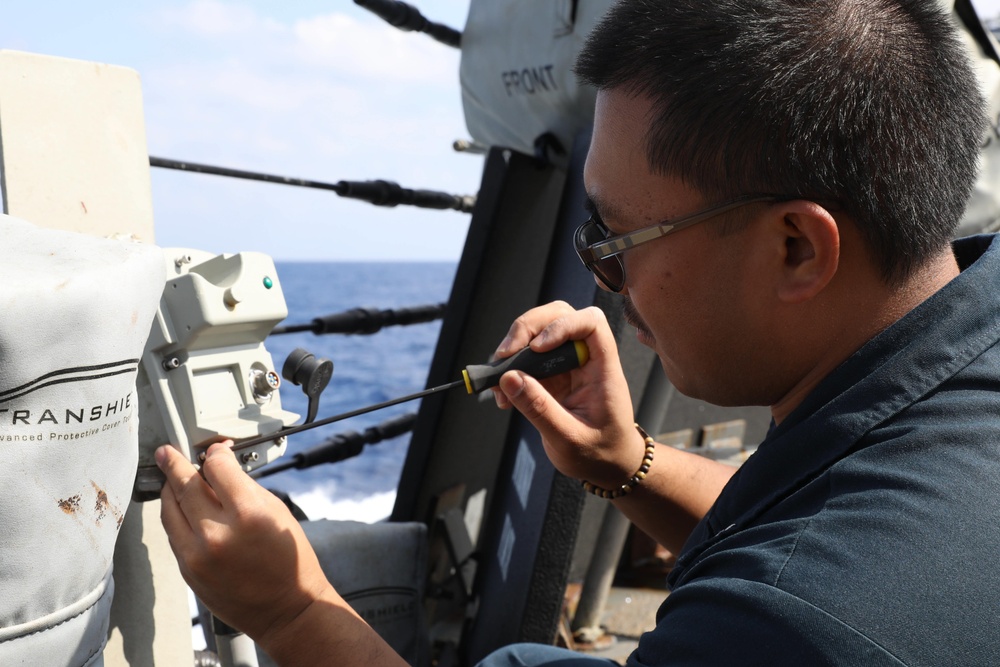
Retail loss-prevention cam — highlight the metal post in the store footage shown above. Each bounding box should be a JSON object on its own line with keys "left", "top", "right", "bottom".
{"left": 571, "top": 365, "right": 672, "bottom": 640}
{"left": 570, "top": 503, "right": 633, "bottom": 643}
{"left": 213, "top": 616, "right": 260, "bottom": 667}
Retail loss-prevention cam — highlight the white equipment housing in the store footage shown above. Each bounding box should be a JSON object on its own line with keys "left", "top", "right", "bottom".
{"left": 135, "top": 248, "right": 298, "bottom": 499}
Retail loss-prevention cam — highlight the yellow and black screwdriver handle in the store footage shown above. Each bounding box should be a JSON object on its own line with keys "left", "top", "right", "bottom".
{"left": 461, "top": 340, "right": 590, "bottom": 394}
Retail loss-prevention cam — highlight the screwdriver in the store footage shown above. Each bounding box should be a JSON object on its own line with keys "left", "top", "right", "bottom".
{"left": 224, "top": 340, "right": 589, "bottom": 456}
{"left": 460, "top": 339, "right": 589, "bottom": 393}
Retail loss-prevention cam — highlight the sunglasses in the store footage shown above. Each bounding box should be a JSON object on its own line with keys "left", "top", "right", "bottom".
{"left": 574, "top": 195, "right": 782, "bottom": 292}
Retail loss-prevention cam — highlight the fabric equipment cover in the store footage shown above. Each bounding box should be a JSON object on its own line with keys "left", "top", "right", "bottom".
{"left": 0, "top": 215, "right": 164, "bottom": 667}
{"left": 459, "top": 0, "right": 612, "bottom": 162}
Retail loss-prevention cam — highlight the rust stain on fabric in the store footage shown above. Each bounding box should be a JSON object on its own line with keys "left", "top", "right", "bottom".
{"left": 91, "top": 480, "right": 123, "bottom": 528}
{"left": 58, "top": 494, "right": 82, "bottom": 515}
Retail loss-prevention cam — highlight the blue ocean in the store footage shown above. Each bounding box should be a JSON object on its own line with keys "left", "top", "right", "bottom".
{"left": 262, "top": 261, "right": 457, "bottom": 520}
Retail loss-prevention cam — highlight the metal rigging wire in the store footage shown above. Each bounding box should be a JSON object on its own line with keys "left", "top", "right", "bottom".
{"left": 149, "top": 156, "right": 476, "bottom": 212}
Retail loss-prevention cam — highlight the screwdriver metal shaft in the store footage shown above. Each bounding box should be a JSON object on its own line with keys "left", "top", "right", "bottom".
{"left": 228, "top": 380, "right": 463, "bottom": 454}
{"left": 225, "top": 341, "right": 589, "bottom": 455}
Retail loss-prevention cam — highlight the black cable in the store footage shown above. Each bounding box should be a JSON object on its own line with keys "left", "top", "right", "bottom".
{"left": 228, "top": 379, "right": 463, "bottom": 456}
{"left": 252, "top": 411, "right": 418, "bottom": 478}
{"left": 353, "top": 0, "right": 461, "bottom": 48}
{"left": 149, "top": 156, "right": 345, "bottom": 192}
{"left": 225, "top": 345, "right": 586, "bottom": 459}
{"left": 271, "top": 303, "right": 447, "bottom": 335}
{"left": 336, "top": 180, "right": 475, "bottom": 212}
{"left": 149, "top": 156, "right": 475, "bottom": 212}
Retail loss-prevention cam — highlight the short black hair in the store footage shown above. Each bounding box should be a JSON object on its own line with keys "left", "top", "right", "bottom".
{"left": 576, "top": 0, "right": 988, "bottom": 284}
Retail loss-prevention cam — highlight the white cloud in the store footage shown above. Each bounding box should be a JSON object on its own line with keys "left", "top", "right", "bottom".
{"left": 147, "top": 60, "right": 368, "bottom": 119}
{"left": 143, "top": 1, "right": 465, "bottom": 161}
{"left": 290, "top": 13, "right": 458, "bottom": 86}
{"left": 138, "top": 0, "right": 478, "bottom": 261}
{"left": 156, "top": 0, "right": 285, "bottom": 38}
{"left": 152, "top": 1, "right": 460, "bottom": 87}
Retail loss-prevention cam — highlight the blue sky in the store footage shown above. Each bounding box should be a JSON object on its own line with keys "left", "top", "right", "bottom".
{"left": 5, "top": 1, "right": 1000, "bottom": 260}
{"left": 0, "top": 1, "right": 479, "bottom": 261}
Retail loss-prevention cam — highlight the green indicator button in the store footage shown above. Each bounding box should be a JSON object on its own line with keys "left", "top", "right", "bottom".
{"left": 263, "top": 276, "right": 274, "bottom": 289}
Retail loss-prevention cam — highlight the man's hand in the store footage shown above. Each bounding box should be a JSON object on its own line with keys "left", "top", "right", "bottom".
{"left": 491, "top": 301, "right": 646, "bottom": 490}
{"left": 493, "top": 302, "right": 737, "bottom": 553}
{"left": 156, "top": 442, "right": 332, "bottom": 644}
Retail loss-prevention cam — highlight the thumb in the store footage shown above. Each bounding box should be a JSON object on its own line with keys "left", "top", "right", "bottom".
{"left": 200, "top": 441, "right": 257, "bottom": 506}
{"left": 498, "top": 370, "right": 566, "bottom": 438}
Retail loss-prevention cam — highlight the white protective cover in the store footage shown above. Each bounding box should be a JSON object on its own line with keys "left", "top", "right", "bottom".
{"left": 459, "top": 0, "right": 611, "bottom": 162}
{"left": 0, "top": 215, "right": 164, "bottom": 666}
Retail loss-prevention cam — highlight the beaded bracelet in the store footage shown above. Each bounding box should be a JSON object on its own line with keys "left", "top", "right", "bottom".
{"left": 581, "top": 423, "right": 655, "bottom": 499}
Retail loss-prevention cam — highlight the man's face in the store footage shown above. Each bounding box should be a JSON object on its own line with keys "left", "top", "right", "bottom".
{"left": 583, "top": 89, "right": 770, "bottom": 405}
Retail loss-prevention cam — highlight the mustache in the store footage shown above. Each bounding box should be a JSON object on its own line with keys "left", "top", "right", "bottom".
{"left": 621, "top": 296, "right": 652, "bottom": 336}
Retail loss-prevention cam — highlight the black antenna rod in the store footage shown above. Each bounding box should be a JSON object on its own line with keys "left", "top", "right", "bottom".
{"left": 252, "top": 411, "right": 417, "bottom": 478}
{"left": 354, "top": 0, "right": 461, "bottom": 48}
{"left": 272, "top": 303, "right": 447, "bottom": 336}
{"left": 149, "top": 156, "right": 475, "bottom": 212}
{"left": 150, "top": 156, "right": 343, "bottom": 191}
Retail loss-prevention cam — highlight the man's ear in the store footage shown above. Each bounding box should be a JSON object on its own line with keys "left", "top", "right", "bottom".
{"left": 770, "top": 200, "right": 840, "bottom": 303}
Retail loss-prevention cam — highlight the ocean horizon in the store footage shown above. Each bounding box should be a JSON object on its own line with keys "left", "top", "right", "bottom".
{"left": 264, "top": 260, "right": 457, "bottom": 522}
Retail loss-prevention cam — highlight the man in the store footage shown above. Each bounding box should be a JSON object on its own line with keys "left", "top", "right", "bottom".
{"left": 156, "top": 0, "right": 1000, "bottom": 664}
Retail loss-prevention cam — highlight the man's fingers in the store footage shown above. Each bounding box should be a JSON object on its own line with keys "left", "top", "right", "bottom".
{"left": 502, "top": 306, "right": 614, "bottom": 368}
{"left": 156, "top": 444, "right": 223, "bottom": 517}
{"left": 529, "top": 306, "right": 610, "bottom": 353}
{"left": 496, "top": 301, "right": 577, "bottom": 356}
{"left": 156, "top": 445, "right": 207, "bottom": 552}
{"left": 199, "top": 441, "right": 260, "bottom": 508}
{"left": 159, "top": 479, "right": 194, "bottom": 547}
{"left": 498, "top": 371, "right": 569, "bottom": 440}
{"left": 492, "top": 386, "right": 512, "bottom": 409}
{"left": 156, "top": 445, "right": 205, "bottom": 501}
